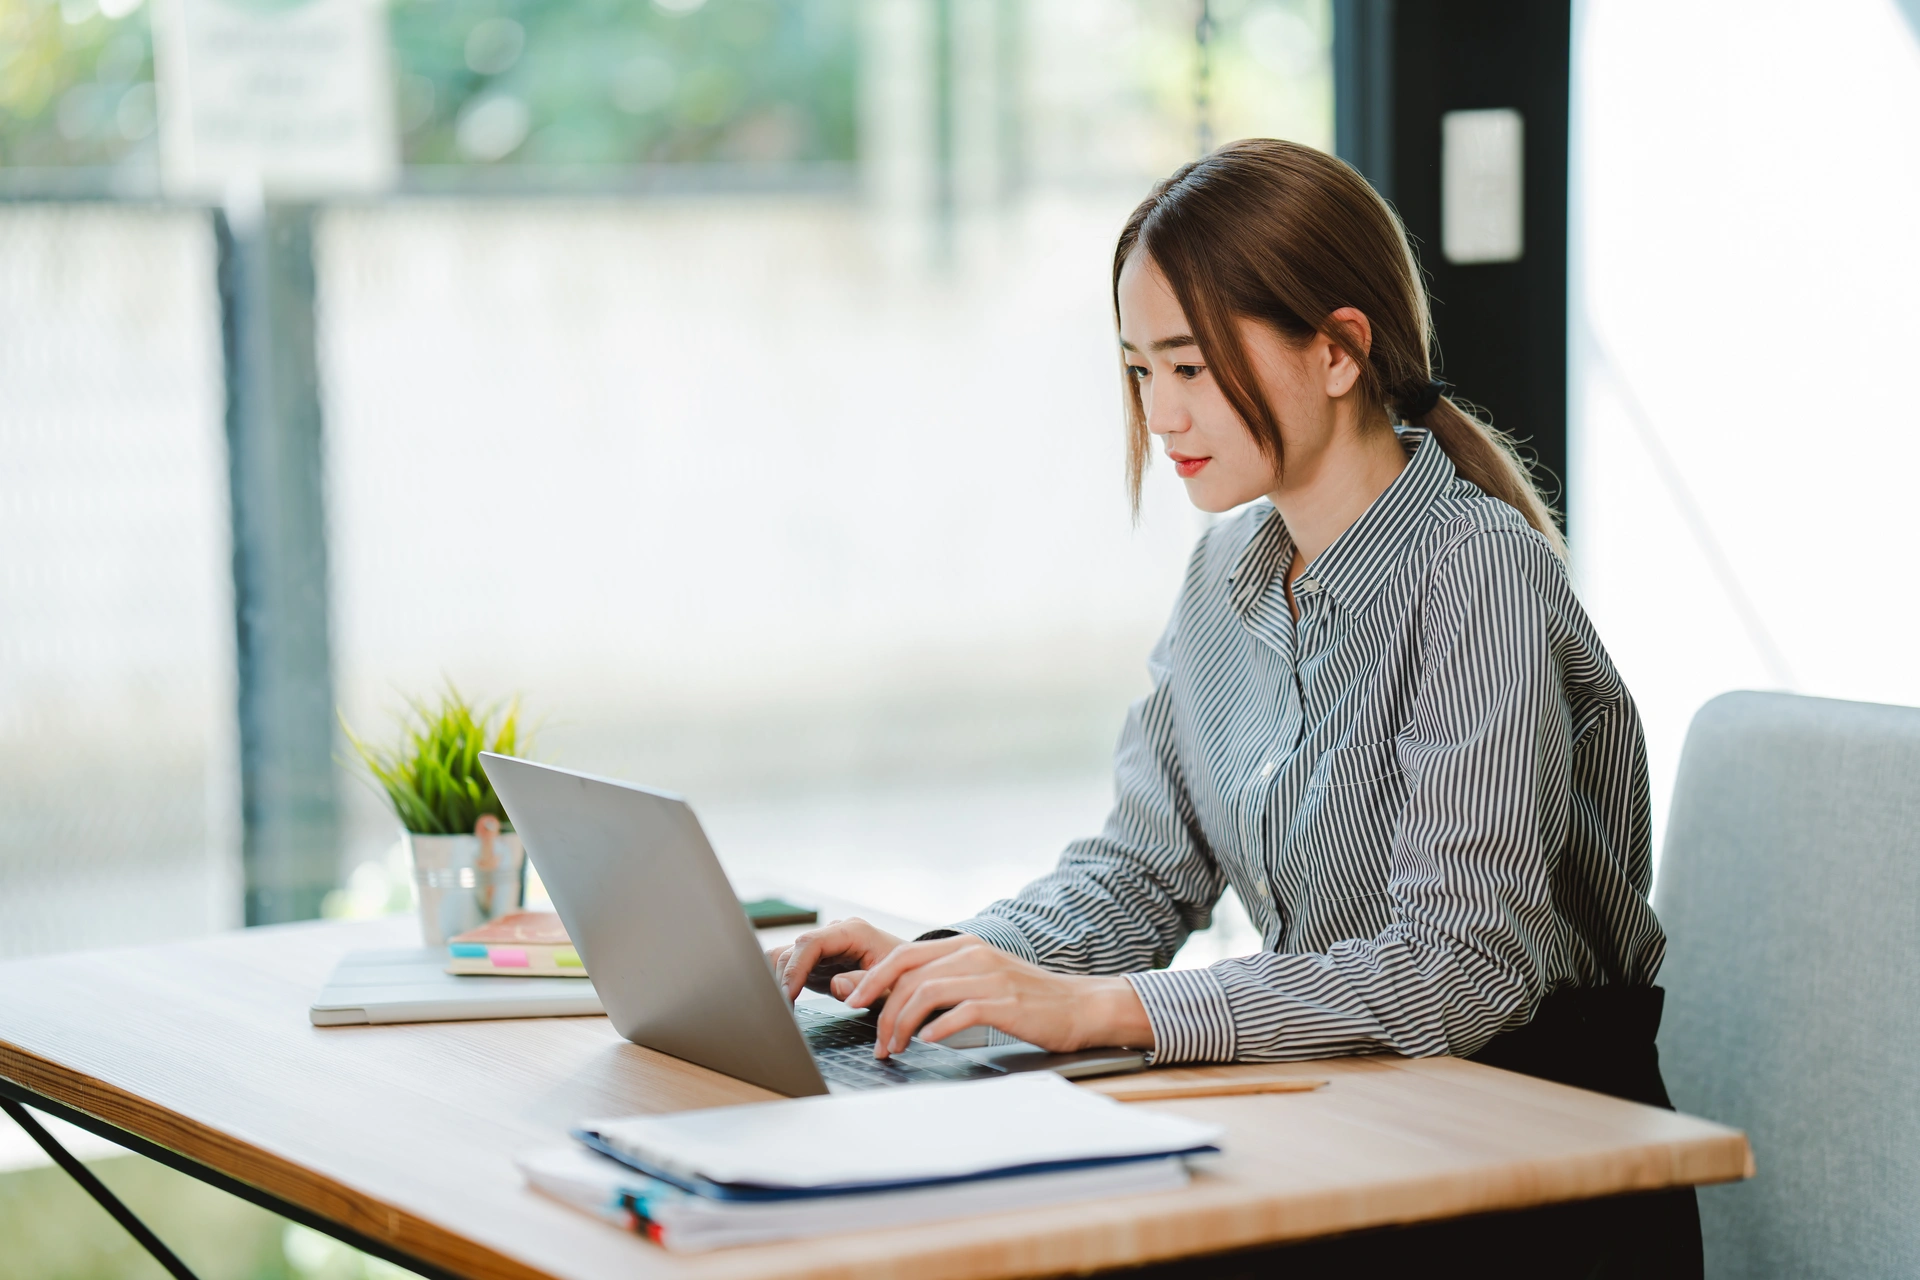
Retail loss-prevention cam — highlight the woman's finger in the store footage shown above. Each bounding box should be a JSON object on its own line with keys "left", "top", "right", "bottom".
{"left": 870, "top": 944, "right": 1011, "bottom": 1051}
{"left": 875, "top": 973, "right": 962, "bottom": 1054}
{"left": 880, "top": 975, "right": 987, "bottom": 1054}
{"left": 870, "top": 957, "right": 937, "bottom": 1052}
{"left": 919, "top": 997, "right": 1016, "bottom": 1046}
{"left": 779, "top": 919, "right": 908, "bottom": 1000}
{"left": 827, "top": 969, "right": 867, "bottom": 1001}
{"left": 844, "top": 935, "right": 966, "bottom": 1009}
{"left": 778, "top": 923, "right": 858, "bottom": 999}
{"left": 870, "top": 953, "right": 985, "bottom": 1052}
{"left": 775, "top": 933, "right": 826, "bottom": 1000}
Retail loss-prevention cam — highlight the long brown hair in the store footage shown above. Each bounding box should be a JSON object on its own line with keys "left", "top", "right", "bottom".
{"left": 1112, "top": 138, "right": 1565, "bottom": 558}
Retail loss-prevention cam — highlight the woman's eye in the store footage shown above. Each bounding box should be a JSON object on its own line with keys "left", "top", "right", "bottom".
{"left": 1126, "top": 364, "right": 1149, "bottom": 380}
{"left": 1174, "top": 364, "right": 1203, "bottom": 380}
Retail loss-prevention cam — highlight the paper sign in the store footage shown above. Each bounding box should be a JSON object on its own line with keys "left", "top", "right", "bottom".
{"left": 153, "top": 0, "right": 398, "bottom": 199}
{"left": 1441, "top": 107, "right": 1524, "bottom": 265}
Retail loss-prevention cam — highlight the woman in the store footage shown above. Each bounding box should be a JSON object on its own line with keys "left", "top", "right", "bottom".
{"left": 772, "top": 140, "right": 1698, "bottom": 1275}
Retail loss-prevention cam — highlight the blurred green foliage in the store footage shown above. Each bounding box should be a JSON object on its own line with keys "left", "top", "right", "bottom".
{"left": 0, "top": 0, "right": 155, "bottom": 169}
{"left": 0, "top": 0, "right": 855, "bottom": 173}
{"left": 392, "top": 0, "right": 857, "bottom": 166}
{"left": 341, "top": 686, "right": 525, "bottom": 836}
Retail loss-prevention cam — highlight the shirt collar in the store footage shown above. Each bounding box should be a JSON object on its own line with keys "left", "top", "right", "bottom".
{"left": 1228, "top": 504, "right": 1294, "bottom": 617}
{"left": 1228, "top": 428, "right": 1455, "bottom": 620}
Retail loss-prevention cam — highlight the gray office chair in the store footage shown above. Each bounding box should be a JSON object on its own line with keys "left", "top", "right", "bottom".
{"left": 1655, "top": 691, "right": 1920, "bottom": 1279}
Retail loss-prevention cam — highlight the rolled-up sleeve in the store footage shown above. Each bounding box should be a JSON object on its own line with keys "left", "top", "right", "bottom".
{"left": 1126, "top": 528, "right": 1572, "bottom": 1064}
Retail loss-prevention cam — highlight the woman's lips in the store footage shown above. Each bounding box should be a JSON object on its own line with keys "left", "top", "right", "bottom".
{"left": 1170, "top": 453, "right": 1210, "bottom": 478}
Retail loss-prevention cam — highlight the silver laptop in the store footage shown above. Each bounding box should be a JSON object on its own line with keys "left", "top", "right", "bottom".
{"left": 479, "top": 753, "right": 1145, "bottom": 1095}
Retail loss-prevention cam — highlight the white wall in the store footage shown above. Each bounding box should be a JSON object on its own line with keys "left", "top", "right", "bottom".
{"left": 1572, "top": 0, "right": 1920, "bottom": 854}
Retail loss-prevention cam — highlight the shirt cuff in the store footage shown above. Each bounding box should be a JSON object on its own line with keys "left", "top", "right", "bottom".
{"left": 940, "top": 915, "right": 1043, "bottom": 966}
{"left": 1125, "top": 967, "right": 1237, "bottom": 1065}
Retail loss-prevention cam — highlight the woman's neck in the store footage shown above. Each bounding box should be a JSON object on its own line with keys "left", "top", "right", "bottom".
{"left": 1267, "top": 413, "right": 1409, "bottom": 570}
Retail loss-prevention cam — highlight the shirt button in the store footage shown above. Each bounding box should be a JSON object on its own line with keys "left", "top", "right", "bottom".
{"left": 1298, "top": 577, "right": 1318, "bottom": 593}
{"left": 1259, "top": 760, "right": 1276, "bottom": 778}
{"left": 1257, "top": 881, "right": 1272, "bottom": 898}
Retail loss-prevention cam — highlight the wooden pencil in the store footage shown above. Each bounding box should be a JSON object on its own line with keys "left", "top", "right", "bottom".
{"left": 1084, "top": 1077, "right": 1329, "bottom": 1102}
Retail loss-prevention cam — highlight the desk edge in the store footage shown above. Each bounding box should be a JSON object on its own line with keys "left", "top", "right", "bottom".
{"left": 0, "top": 1037, "right": 561, "bottom": 1280}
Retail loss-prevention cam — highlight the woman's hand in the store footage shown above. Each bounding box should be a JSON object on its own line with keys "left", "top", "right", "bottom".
{"left": 844, "top": 934, "right": 1155, "bottom": 1057}
{"left": 767, "top": 917, "right": 907, "bottom": 1002}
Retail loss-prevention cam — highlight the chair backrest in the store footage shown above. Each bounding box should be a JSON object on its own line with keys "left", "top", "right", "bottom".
{"left": 1656, "top": 691, "right": 1920, "bottom": 1279}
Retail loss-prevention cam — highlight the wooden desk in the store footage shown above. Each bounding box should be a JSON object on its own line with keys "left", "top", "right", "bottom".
{"left": 0, "top": 913, "right": 1751, "bottom": 1280}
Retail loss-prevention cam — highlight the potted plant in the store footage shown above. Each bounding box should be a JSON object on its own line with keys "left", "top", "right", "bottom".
{"left": 342, "top": 687, "right": 529, "bottom": 947}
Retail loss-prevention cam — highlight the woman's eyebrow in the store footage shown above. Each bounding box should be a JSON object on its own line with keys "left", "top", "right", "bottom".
{"left": 1118, "top": 335, "right": 1200, "bottom": 353}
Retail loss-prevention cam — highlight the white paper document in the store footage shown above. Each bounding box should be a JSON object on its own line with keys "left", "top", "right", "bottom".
{"left": 579, "top": 1070, "right": 1223, "bottom": 1192}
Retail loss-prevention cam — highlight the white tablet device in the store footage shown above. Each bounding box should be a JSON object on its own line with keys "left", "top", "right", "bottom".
{"left": 309, "top": 947, "right": 605, "bottom": 1026}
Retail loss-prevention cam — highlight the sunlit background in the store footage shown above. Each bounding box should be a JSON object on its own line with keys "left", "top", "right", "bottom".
{"left": 3, "top": 3, "right": 1322, "bottom": 1267}
{"left": 4, "top": 0, "right": 1332, "bottom": 962}
{"left": 5, "top": 0, "right": 1920, "bottom": 1274}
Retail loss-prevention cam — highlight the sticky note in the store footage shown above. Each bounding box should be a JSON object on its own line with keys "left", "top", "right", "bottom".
{"left": 491, "top": 948, "right": 530, "bottom": 968}
{"left": 556, "top": 948, "right": 583, "bottom": 968}
{"left": 450, "top": 944, "right": 488, "bottom": 958}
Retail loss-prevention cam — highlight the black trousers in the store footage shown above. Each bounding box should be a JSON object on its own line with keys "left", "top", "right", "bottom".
{"left": 1128, "top": 986, "right": 1705, "bottom": 1280}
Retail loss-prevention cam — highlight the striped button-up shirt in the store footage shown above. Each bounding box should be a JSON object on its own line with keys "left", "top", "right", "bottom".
{"left": 948, "top": 429, "right": 1665, "bottom": 1064}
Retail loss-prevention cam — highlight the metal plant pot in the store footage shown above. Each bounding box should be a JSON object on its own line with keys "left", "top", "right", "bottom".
{"left": 406, "top": 819, "right": 525, "bottom": 946}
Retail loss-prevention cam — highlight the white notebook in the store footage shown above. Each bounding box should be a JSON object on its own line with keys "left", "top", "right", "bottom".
{"left": 578, "top": 1070, "right": 1223, "bottom": 1194}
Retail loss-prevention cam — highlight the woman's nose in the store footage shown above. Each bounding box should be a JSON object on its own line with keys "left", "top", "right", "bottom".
{"left": 1145, "top": 387, "right": 1183, "bottom": 437}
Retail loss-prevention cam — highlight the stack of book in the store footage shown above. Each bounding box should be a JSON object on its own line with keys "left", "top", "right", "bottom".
{"left": 518, "top": 1071, "right": 1221, "bottom": 1252}
{"left": 446, "top": 898, "right": 818, "bottom": 978}
{"left": 447, "top": 911, "right": 584, "bottom": 976}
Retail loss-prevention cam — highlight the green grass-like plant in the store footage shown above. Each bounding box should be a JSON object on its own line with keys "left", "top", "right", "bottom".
{"left": 341, "top": 686, "right": 525, "bottom": 835}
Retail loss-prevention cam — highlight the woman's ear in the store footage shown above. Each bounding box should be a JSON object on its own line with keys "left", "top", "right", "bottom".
{"left": 1321, "top": 307, "right": 1372, "bottom": 399}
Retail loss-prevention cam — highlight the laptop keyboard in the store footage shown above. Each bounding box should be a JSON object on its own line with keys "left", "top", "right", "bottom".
{"left": 796, "top": 1007, "right": 1001, "bottom": 1090}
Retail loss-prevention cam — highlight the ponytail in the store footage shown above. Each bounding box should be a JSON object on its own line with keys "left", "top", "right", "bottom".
{"left": 1409, "top": 394, "right": 1567, "bottom": 559}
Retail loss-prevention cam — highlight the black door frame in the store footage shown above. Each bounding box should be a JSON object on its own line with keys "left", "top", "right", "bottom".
{"left": 1334, "top": 0, "right": 1573, "bottom": 531}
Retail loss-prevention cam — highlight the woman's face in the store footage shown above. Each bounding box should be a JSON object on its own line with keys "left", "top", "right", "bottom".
{"left": 1116, "top": 251, "right": 1362, "bottom": 513}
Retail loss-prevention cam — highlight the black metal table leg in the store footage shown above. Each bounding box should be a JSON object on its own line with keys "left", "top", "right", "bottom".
{"left": 0, "top": 1078, "right": 463, "bottom": 1280}
{"left": 1, "top": 1095, "right": 204, "bottom": 1280}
